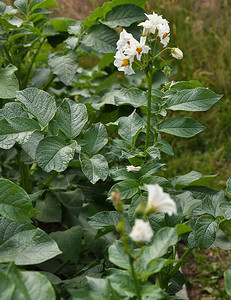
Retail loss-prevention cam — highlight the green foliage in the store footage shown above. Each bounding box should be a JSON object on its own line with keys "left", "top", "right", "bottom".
{"left": 0, "top": 0, "right": 228, "bottom": 298}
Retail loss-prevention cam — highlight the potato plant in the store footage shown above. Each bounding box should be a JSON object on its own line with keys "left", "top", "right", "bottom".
{"left": 0, "top": 0, "right": 230, "bottom": 299}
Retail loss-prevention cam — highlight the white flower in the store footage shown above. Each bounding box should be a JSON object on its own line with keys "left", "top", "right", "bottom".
{"left": 125, "top": 36, "right": 150, "bottom": 61}
{"left": 145, "top": 184, "right": 177, "bottom": 216}
{"left": 158, "top": 22, "right": 170, "bottom": 47}
{"left": 116, "top": 29, "right": 134, "bottom": 52}
{"left": 139, "top": 12, "right": 169, "bottom": 36}
{"left": 171, "top": 48, "right": 183, "bottom": 60}
{"left": 126, "top": 165, "right": 141, "bottom": 172}
{"left": 129, "top": 219, "right": 153, "bottom": 243}
{"left": 114, "top": 51, "right": 135, "bottom": 75}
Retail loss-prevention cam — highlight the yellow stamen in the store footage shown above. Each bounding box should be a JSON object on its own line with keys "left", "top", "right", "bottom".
{"left": 162, "top": 32, "right": 168, "bottom": 39}
{"left": 127, "top": 41, "right": 130, "bottom": 45}
{"left": 122, "top": 59, "right": 129, "bottom": 67}
{"left": 136, "top": 47, "right": 142, "bottom": 54}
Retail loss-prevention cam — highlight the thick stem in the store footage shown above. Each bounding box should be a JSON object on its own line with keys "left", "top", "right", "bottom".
{"left": 17, "top": 148, "right": 32, "bottom": 193}
{"left": 129, "top": 256, "right": 142, "bottom": 300}
{"left": 168, "top": 247, "right": 193, "bottom": 278}
{"left": 145, "top": 71, "right": 153, "bottom": 150}
{"left": 23, "top": 39, "right": 45, "bottom": 89}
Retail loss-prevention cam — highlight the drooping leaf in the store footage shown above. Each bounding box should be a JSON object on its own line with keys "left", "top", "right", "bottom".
{"left": 0, "top": 179, "right": 39, "bottom": 223}
{"left": 17, "top": 87, "right": 56, "bottom": 128}
{"left": 219, "top": 202, "right": 231, "bottom": 220}
{"left": 118, "top": 110, "right": 144, "bottom": 146}
{"left": 0, "top": 64, "right": 19, "bottom": 99}
{"left": 0, "top": 117, "right": 40, "bottom": 149}
{"left": 50, "top": 226, "right": 82, "bottom": 263}
{"left": 35, "top": 193, "right": 62, "bottom": 223}
{"left": 48, "top": 51, "right": 78, "bottom": 85}
{"left": 165, "top": 87, "right": 222, "bottom": 112}
{"left": 0, "top": 270, "right": 15, "bottom": 299}
{"left": 82, "top": 24, "right": 118, "bottom": 53}
{"left": 14, "top": 0, "right": 28, "bottom": 14}
{"left": 101, "top": 4, "right": 145, "bottom": 28}
{"left": 159, "top": 117, "right": 205, "bottom": 138}
{"left": 226, "top": 176, "right": 231, "bottom": 195}
{"left": 80, "top": 152, "right": 109, "bottom": 184}
{"left": 56, "top": 98, "right": 88, "bottom": 139}
{"left": 36, "top": 136, "right": 77, "bottom": 172}
{"left": 0, "top": 228, "right": 61, "bottom": 265}
{"left": 108, "top": 240, "right": 130, "bottom": 269}
{"left": 82, "top": 123, "right": 108, "bottom": 155}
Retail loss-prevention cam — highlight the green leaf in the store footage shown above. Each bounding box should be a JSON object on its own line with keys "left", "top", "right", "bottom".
{"left": 108, "top": 240, "right": 130, "bottom": 269}
{"left": 14, "top": 0, "right": 28, "bottom": 14}
{"left": 80, "top": 152, "right": 109, "bottom": 184}
{"left": 140, "top": 176, "right": 172, "bottom": 188}
{"left": 225, "top": 269, "right": 231, "bottom": 296}
{"left": 101, "top": 4, "right": 145, "bottom": 28}
{"left": 50, "top": 226, "right": 82, "bottom": 264}
{"left": 174, "top": 191, "right": 201, "bottom": 217}
{"left": 140, "top": 258, "right": 174, "bottom": 281}
{"left": 155, "top": 138, "right": 174, "bottom": 156}
{"left": 28, "top": 0, "right": 57, "bottom": 10}
{"left": 35, "top": 193, "right": 62, "bottom": 223}
{"left": 48, "top": 51, "right": 78, "bottom": 85}
{"left": 0, "top": 179, "right": 39, "bottom": 223}
{"left": 0, "top": 24, "right": 6, "bottom": 50}
{"left": 0, "top": 64, "right": 19, "bottom": 99}
{"left": 201, "top": 191, "right": 225, "bottom": 217}
{"left": 211, "top": 229, "right": 231, "bottom": 250}
{"left": 139, "top": 161, "right": 165, "bottom": 178}
{"left": 93, "top": 87, "right": 147, "bottom": 110}
{"left": 0, "top": 117, "right": 40, "bottom": 150}
{"left": 0, "top": 217, "right": 34, "bottom": 245}
{"left": 21, "top": 132, "right": 44, "bottom": 159}
{"left": 56, "top": 98, "right": 88, "bottom": 139}
{"left": 16, "top": 88, "right": 56, "bottom": 128}
{"left": 142, "top": 227, "right": 178, "bottom": 267}
{"left": 0, "top": 228, "right": 61, "bottom": 265}
{"left": 84, "top": 0, "right": 146, "bottom": 27}
{"left": 170, "top": 170, "right": 217, "bottom": 189}
{"left": 165, "top": 87, "right": 222, "bottom": 111}
{"left": 1, "top": 102, "right": 27, "bottom": 120}
{"left": 82, "top": 24, "right": 118, "bottom": 53}
{"left": 6, "top": 263, "right": 56, "bottom": 300}
{"left": 36, "top": 136, "right": 77, "bottom": 172}
{"left": 0, "top": 270, "right": 15, "bottom": 299}
{"left": 194, "top": 215, "right": 219, "bottom": 250}
{"left": 109, "top": 179, "right": 139, "bottom": 200}
{"left": 226, "top": 176, "right": 231, "bottom": 195}
{"left": 82, "top": 123, "right": 108, "bottom": 155}
{"left": 118, "top": 110, "right": 144, "bottom": 146}
{"left": 107, "top": 269, "right": 136, "bottom": 294}
{"left": 159, "top": 117, "right": 205, "bottom": 138}
{"left": 219, "top": 202, "right": 231, "bottom": 220}
{"left": 88, "top": 211, "right": 120, "bottom": 230}
{"left": 55, "top": 189, "right": 84, "bottom": 216}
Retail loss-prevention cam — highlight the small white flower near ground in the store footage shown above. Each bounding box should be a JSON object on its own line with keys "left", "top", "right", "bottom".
{"left": 126, "top": 165, "right": 141, "bottom": 172}
{"left": 129, "top": 219, "right": 154, "bottom": 243}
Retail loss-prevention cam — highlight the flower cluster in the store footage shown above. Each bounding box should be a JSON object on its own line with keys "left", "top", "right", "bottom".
{"left": 129, "top": 184, "right": 177, "bottom": 243}
{"left": 114, "top": 11, "right": 183, "bottom": 75}
{"left": 139, "top": 12, "right": 170, "bottom": 47}
{"left": 114, "top": 29, "right": 150, "bottom": 75}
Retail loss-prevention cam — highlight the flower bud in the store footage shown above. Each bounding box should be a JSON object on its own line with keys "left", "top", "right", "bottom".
{"left": 111, "top": 189, "right": 123, "bottom": 212}
{"left": 163, "top": 66, "right": 172, "bottom": 77}
{"left": 171, "top": 48, "right": 183, "bottom": 60}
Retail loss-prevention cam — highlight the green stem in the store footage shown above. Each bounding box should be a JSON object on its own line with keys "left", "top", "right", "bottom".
{"left": 23, "top": 39, "right": 45, "bottom": 89}
{"left": 168, "top": 247, "right": 193, "bottom": 278}
{"left": 145, "top": 70, "right": 153, "bottom": 150}
{"left": 53, "top": 260, "right": 69, "bottom": 275}
{"left": 43, "top": 172, "right": 58, "bottom": 188}
{"left": 17, "top": 148, "right": 32, "bottom": 193}
{"left": 42, "top": 74, "right": 55, "bottom": 91}
{"left": 3, "top": 45, "right": 13, "bottom": 64}
{"left": 153, "top": 47, "right": 172, "bottom": 60}
{"left": 129, "top": 256, "right": 142, "bottom": 300}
